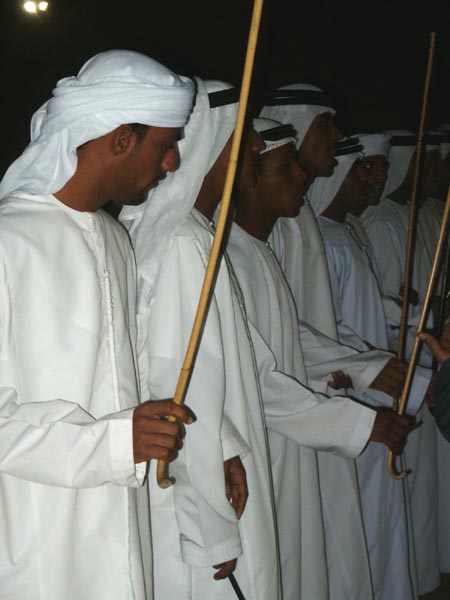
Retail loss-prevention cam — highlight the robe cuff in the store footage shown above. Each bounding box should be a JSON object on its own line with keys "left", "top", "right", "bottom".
{"left": 221, "top": 416, "right": 250, "bottom": 461}
{"left": 105, "top": 408, "right": 144, "bottom": 487}
{"left": 352, "top": 351, "right": 391, "bottom": 394}
{"left": 180, "top": 532, "right": 242, "bottom": 567}
{"left": 346, "top": 405, "right": 377, "bottom": 458}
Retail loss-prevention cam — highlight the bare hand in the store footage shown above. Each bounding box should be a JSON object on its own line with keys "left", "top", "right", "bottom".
{"left": 419, "top": 332, "right": 450, "bottom": 364}
{"left": 369, "top": 407, "right": 416, "bottom": 455}
{"left": 440, "top": 323, "right": 450, "bottom": 352}
{"left": 224, "top": 456, "right": 248, "bottom": 519}
{"left": 133, "top": 400, "right": 195, "bottom": 464}
{"left": 213, "top": 558, "right": 237, "bottom": 580}
{"left": 328, "top": 370, "right": 353, "bottom": 390}
{"left": 369, "top": 358, "right": 407, "bottom": 398}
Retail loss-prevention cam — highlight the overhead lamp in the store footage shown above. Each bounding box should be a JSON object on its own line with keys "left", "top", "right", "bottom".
{"left": 23, "top": 1, "right": 49, "bottom": 13}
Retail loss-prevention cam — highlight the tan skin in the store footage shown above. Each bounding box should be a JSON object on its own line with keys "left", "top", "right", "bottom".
{"left": 194, "top": 127, "right": 264, "bottom": 581}
{"left": 236, "top": 143, "right": 415, "bottom": 455}
{"left": 55, "top": 124, "right": 195, "bottom": 464}
{"left": 357, "top": 155, "right": 389, "bottom": 206}
{"left": 297, "top": 111, "right": 342, "bottom": 182}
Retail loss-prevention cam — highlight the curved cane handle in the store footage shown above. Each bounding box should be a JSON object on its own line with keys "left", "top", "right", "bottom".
{"left": 387, "top": 451, "right": 407, "bottom": 480}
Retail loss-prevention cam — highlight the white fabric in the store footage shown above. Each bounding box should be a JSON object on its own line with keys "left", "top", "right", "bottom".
{"left": 357, "top": 133, "right": 391, "bottom": 157}
{"left": 0, "top": 50, "right": 194, "bottom": 200}
{"left": 308, "top": 149, "right": 363, "bottom": 217}
{"left": 0, "top": 192, "right": 148, "bottom": 599}
{"left": 123, "top": 80, "right": 281, "bottom": 598}
{"left": 121, "top": 78, "right": 236, "bottom": 310}
{"left": 138, "top": 211, "right": 280, "bottom": 599}
{"left": 317, "top": 213, "right": 426, "bottom": 600}
{"left": 383, "top": 130, "right": 416, "bottom": 198}
{"left": 253, "top": 117, "right": 297, "bottom": 154}
{"left": 260, "top": 83, "right": 335, "bottom": 149}
{"left": 228, "top": 222, "right": 375, "bottom": 600}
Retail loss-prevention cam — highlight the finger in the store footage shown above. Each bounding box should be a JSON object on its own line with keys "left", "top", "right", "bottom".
{"left": 231, "top": 484, "right": 247, "bottom": 519}
{"left": 213, "top": 561, "right": 236, "bottom": 580}
{"left": 138, "top": 400, "right": 196, "bottom": 424}
{"left": 418, "top": 332, "right": 450, "bottom": 363}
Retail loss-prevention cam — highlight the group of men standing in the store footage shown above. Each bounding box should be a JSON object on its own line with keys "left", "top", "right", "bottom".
{"left": 0, "top": 49, "right": 449, "bottom": 600}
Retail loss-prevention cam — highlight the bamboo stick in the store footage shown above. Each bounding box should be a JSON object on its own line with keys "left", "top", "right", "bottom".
{"left": 388, "top": 184, "right": 450, "bottom": 478}
{"left": 157, "top": 0, "right": 265, "bottom": 488}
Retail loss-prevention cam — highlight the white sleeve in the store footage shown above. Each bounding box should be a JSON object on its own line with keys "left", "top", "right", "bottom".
{"left": 139, "top": 237, "right": 242, "bottom": 567}
{"left": 248, "top": 320, "right": 376, "bottom": 459}
{"left": 299, "top": 320, "right": 391, "bottom": 394}
{"left": 0, "top": 262, "right": 142, "bottom": 489}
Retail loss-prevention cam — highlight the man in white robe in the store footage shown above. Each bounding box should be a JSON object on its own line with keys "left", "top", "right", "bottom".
{"left": 228, "top": 118, "right": 415, "bottom": 600}
{"left": 121, "top": 81, "right": 281, "bottom": 599}
{"left": 259, "top": 87, "right": 413, "bottom": 600}
{"left": 360, "top": 131, "right": 441, "bottom": 594}
{"left": 0, "top": 50, "right": 195, "bottom": 600}
{"left": 308, "top": 135, "right": 434, "bottom": 599}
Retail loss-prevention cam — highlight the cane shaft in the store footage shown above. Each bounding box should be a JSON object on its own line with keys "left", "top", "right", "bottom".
{"left": 157, "top": 0, "right": 265, "bottom": 488}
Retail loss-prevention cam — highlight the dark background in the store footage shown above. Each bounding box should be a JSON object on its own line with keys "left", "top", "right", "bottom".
{"left": 1, "top": 0, "right": 449, "bottom": 176}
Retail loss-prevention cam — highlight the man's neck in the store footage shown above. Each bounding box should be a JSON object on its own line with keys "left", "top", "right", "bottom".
{"left": 234, "top": 198, "right": 276, "bottom": 242}
{"left": 321, "top": 200, "right": 347, "bottom": 223}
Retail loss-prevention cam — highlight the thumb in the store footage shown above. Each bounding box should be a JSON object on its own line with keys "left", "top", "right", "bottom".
{"left": 418, "top": 332, "right": 450, "bottom": 363}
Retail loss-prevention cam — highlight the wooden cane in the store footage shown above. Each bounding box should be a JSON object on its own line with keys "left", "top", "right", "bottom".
{"left": 396, "top": 32, "right": 436, "bottom": 366}
{"left": 388, "top": 183, "right": 450, "bottom": 478}
{"left": 157, "top": 0, "right": 265, "bottom": 488}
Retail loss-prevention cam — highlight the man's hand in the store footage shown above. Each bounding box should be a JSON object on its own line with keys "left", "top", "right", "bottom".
{"left": 213, "top": 558, "right": 237, "bottom": 580}
{"left": 419, "top": 331, "right": 450, "bottom": 364}
{"left": 133, "top": 400, "right": 195, "bottom": 464}
{"left": 369, "top": 358, "right": 407, "bottom": 398}
{"left": 224, "top": 456, "right": 248, "bottom": 519}
{"left": 399, "top": 284, "right": 419, "bottom": 306}
{"left": 369, "top": 407, "right": 416, "bottom": 455}
{"left": 328, "top": 370, "right": 353, "bottom": 390}
{"left": 439, "top": 322, "right": 450, "bottom": 352}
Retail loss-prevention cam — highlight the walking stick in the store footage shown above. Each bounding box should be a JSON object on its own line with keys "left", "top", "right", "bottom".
{"left": 388, "top": 184, "right": 450, "bottom": 478}
{"left": 157, "top": 0, "right": 265, "bottom": 489}
{"left": 229, "top": 573, "right": 247, "bottom": 600}
{"left": 396, "top": 32, "right": 436, "bottom": 366}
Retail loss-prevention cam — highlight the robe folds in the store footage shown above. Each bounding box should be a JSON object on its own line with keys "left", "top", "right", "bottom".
{"left": 361, "top": 199, "right": 441, "bottom": 594}
{"left": 0, "top": 193, "right": 149, "bottom": 600}
{"left": 317, "top": 214, "right": 435, "bottom": 600}
{"left": 227, "top": 222, "right": 376, "bottom": 600}
{"left": 136, "top": 210, "right": 281, "bottom": 600}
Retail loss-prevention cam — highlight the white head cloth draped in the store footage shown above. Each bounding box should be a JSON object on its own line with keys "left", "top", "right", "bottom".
{"left": 382, "top": 129, "right": 416, "bottom": 198}
{"left": 0, "top": 50, "right": 194, "bottom": 199}
{"left": 253, "top": 117, "right": 297, "bottom": 154}
{"left": 356, "top": 132, "right": 391, "bottom": 158}
{"left": 308, "top": 137, "right": 363, "bottom": 216}
{"left": 260, "top": 83, "right": 335, "bottom": 149}
{"left": 120, "top": 78, "right": 238, "bottom": 310}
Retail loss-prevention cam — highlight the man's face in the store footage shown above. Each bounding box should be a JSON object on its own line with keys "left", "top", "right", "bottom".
{"left": 356, "top": 154, "right": 389, "bottom": 206}
{"left": 256, "top": 143, "right": 309, "bottom": 219}
{"left": 339, "top": 161, "right": 371, "bottom": 217}
{"left": 115, "top": 126, "right": 182, "bottom": 206}
{"left": 298, "top": 112, "right": 340, "bottom": 179}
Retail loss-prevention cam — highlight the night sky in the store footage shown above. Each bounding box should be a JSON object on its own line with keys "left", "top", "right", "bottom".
{"left": 1, "top": 0, "right": 448, "bottom": 176}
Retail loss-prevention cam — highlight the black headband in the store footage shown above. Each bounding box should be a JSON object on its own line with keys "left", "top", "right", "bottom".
{"left": 259, "top": 123, "right": 297, "bottom": 141}
{"left": 261, "top": 89, "right": 334, "bottom": 109}
{"left": 334, "top": 137, "right": 363, "bottom": 156}
{"left": 208, "top": 87, "right": 240, "bottom": 108}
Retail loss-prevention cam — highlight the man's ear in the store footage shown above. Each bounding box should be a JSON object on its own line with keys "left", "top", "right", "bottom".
{"left": 110, "top": 125, "right": 135, "bottom": 157}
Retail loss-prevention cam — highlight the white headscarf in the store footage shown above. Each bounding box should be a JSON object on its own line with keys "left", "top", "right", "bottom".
{"left": 120, "top": 78, "right": 238, "bottom": 309}
{"left": 356, "top": 133, "right": 391, "bottom": 158}
{"left": 253, "top": 117, "right": 297, "bottom": 154}
{"left": 0, "top": 50, "right": 194, "bottom": 199}
{"left": 382, "top": 129, "right": 416, "bottom": 198}
{"left": 260, "top": 83, "right": 335, "bottom": 149}
{"left": 436, "top": 125, "right": 450, "bottom": 158}
{"left": 308, "top": 137, "right": 363, "bottom": 216}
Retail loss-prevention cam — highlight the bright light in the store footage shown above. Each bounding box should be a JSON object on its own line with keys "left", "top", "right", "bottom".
{"left": 23, "top": 1, "right": 49, "bottom": 13}
{"left": 23, "top": 1, "right": 37, "bottom": 12}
